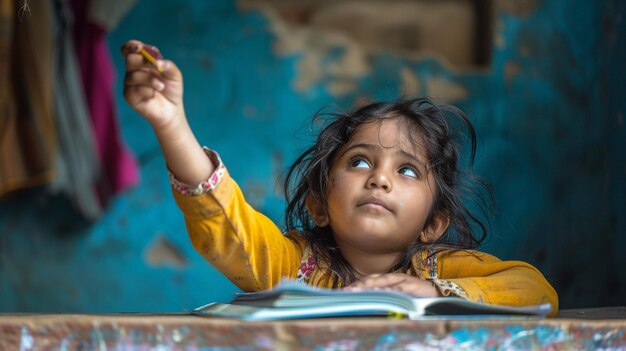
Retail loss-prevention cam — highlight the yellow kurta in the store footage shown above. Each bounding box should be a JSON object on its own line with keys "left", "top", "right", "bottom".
{"left": 173, "top": 168, "right": 559, "bottom": 316}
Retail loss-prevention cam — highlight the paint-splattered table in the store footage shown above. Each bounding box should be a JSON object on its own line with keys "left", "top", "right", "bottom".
{"left": 0, "top": 309, "right": 625, "bottom": 350}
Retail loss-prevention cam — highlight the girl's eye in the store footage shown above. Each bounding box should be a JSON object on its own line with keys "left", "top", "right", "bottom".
{"left": 350, "top": 158, "right": 370, "bottom": 169}
{"left": 399, "top": 166, "right": 419, "bottom": 178}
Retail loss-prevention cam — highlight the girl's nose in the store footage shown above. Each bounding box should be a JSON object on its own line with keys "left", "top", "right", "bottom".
{"left": 367, "top": 171, "right": 392, "bottom": 191}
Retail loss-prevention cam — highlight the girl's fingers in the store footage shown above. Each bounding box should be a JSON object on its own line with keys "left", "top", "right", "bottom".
{"left": 345, "top": 274, "right": 437, "bottom": 297}
{"left": 120, "top": 40, "right": 143, "bottom": 56}
{"left": 123, "top": 84, "right": 157, "bottom": 106}
{"left": 122, "top": 40, "right": 151, "bottom": 72}
{"left": 125, "top": 58, "right": 182, "bottom": 92}
{"left": 122, "top": 41, "right": 167, "bottom": 75}
{"left": 152, "top": 78, "right": 166, "bottom": 91}
{"left": 121, "top": 40, "right": 182, "bottom": 92}
{"left": 154, "top": 59, "right": 183, "bottom": 83}
{"left": 141, "top": 45, "right": 163, "bottom": 60}
{"left": 124, "top": 69, "right": 152, "bottom": 86}
{"left": 346, "top": 273, "right": 408, "bottom": 289}
{"left": 125, "top": 51, "right": 146, "bottom": 72}
{"left": 370, "top": 275, "right": 406, "bottom": 288}
{"left": 124, "top": 69, "right": 165, "bottom": 91}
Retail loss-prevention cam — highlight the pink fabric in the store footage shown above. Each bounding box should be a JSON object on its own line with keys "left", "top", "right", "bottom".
{"left": 72, "top": 0, "right": 139, "bottom": 204}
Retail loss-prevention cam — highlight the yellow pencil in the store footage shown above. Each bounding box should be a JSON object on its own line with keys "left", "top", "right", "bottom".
{"left": 139, "top": 47, "right": 163, "bottom": 72}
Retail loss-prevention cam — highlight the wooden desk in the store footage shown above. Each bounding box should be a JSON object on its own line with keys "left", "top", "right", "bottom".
{"left": 1, "top": 310, "right": 625, "bottom": 350}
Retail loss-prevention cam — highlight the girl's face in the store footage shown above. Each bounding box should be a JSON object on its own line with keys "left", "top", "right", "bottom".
{"left": 325, "top": 117, "right": 441, "bottom": 256}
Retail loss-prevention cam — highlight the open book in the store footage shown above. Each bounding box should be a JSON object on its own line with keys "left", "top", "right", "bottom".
{"left": 193, "top": 280, "right": 552, "bottom": 321}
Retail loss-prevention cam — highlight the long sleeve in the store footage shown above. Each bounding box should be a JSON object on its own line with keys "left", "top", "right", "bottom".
{"left": 172, "top": 169, "right": 305, "bottom": 292}
{"left": 436, "top": 250, "right": 559, "bottom": 316}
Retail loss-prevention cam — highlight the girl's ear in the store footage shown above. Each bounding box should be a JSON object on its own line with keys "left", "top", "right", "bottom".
{"left": 419, "top": 212, "right": 450, "bottom": 243}
{"left": 305, "top": 193, "right": 329, "bottom": 227}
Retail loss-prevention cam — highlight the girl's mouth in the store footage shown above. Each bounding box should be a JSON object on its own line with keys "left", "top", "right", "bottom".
{"left": 357, "top": 197, "right": 392, "bottom": 212}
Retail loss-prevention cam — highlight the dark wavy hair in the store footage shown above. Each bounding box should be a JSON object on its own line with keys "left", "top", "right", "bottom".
{"left": 283, "top": 97, "right": 491, "bottom": 286}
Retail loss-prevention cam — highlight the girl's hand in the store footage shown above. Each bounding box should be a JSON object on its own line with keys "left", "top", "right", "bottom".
{"left": 121, "top": 40, "right": 185, "bottom": 130}
{"left": 344, "top": 273, "right": 442, "bottom": 297}
{"left": 121, "top": 39, "right": 213, "bottom": 185}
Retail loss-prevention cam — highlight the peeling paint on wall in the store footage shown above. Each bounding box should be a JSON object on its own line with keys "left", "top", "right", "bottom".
{"left": 425, "top": 76, "right": 469, "bottom": 102}
{"left": 238, "top": 0, "right": 483, "bottom": 96}
{"left": 144, "top": 234, "right": 188, "bottom": 269}
{"left": 399, "top": 67, "right": 422, "bottom": 97}
{"left": 255, "top": 8, "right": 370, "bottom": 96}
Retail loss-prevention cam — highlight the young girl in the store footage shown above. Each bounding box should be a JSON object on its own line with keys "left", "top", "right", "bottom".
{"left": 122, "top": 40, "right": 558, "bottom": 315}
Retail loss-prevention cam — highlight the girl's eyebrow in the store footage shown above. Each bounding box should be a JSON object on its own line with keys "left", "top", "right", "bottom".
{"left": 342, "top": 143, "right": 428, "bottom": 168}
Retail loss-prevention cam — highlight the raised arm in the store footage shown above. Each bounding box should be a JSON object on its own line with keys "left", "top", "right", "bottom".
{"left": 121, "top": 40, "right": 213, "bottom": 185}
{"left": 122, "top": 40, "right": 305, "bottom": 291}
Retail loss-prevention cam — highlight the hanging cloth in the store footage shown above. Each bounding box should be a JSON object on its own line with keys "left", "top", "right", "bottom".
{"left": 71, "top": 0, "right": 139, "bottom": 205}
{"left": 49, "top": 0, "right": 102, "bottom": 219}
{"left": 0, "top": 0, "right": 57, "bottom": 197}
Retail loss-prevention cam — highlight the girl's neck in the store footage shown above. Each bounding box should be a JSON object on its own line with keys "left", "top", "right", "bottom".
{"left": 337, "top": 243, "right": 403, "bottom": 277}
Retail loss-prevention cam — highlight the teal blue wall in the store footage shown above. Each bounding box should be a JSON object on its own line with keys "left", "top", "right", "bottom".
{"left": 0, "top": 0, "right": 624, "bottom": 312}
